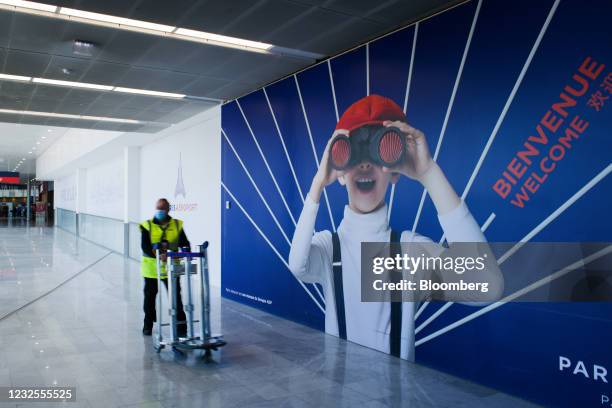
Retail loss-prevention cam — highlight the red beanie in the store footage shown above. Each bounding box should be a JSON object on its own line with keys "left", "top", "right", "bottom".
{"left": 335, "top": 95, "right": 406, "bottom": 132}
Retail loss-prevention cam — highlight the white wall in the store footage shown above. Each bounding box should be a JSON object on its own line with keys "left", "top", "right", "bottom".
{"left": 139, "top": 106, "right": 221, "bottom": 286}
{"left": 37, "top": 128, "right": 122, "bottom": 178}
{"left": 84, "top": 156, "right": 125, "bottom": 219}
{"left": 39, "top": 106, "right": 222, "bottom": 287}
{"left": 55, "top": 173, "right": 76, "bottom": 211}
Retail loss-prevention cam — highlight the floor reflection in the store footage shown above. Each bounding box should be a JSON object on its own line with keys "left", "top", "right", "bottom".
{"left": 0, "top": 224, "right": 538, "bottom": 408}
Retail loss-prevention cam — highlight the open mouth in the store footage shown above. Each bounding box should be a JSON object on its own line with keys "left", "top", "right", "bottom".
{"left": 355, "top": 177, "right": 376, "bottom": 192}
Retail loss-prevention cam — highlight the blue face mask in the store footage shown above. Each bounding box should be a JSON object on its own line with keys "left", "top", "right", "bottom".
{"left": 154, "top": 210, "right": 168, "bottom": 221}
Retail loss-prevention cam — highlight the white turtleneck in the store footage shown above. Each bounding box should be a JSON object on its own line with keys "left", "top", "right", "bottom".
{"left": 288, "top": 194, "right": 485, "bottom": 361}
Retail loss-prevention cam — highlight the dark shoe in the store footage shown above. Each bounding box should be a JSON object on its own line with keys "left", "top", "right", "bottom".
{"left": 142, "top": 327, "right": 152, "bottom": 336}
{"left": 177, "top": 324, "right": 187, "bottom": 338}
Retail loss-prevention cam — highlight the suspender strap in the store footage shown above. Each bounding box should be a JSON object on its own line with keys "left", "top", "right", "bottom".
{"left": 389, "top": 230, "right": 402, "bottom": 358}
{"left": 332, "top": 230, "right": 402, "bottom": 357}
{"left": 331, "top": 232, "right": 347, "bottom": 340}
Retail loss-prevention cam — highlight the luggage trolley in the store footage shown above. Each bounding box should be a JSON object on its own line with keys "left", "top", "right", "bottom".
{"left": 152, "top": 242, "right": 226, "bottom": 355}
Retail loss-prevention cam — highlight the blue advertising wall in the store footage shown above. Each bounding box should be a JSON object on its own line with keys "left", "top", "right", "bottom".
{"left": 221, "top": 0, "right": 612, "bottom": 406}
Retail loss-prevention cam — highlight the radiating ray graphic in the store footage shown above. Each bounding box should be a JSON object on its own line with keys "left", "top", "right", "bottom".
{"left": 403, "top": 22, "right": 419, "bottom": 115}
{"left": 480, "top": 212, "right": 497, "bottom": 233}
{"left": 415, "top": 163, "right": 612, "bottom": 341}
{"left": 366, "top": 43, "right": 370, "bottom": 96}
{"left": 416, "top": 0, "right": 562, "bottom": 328}
{"left": 389, "top": 22, "right": 419, "bottom": 222}
{"left": 460, "top": 0, "right": 560, "bottom": 201}
{"left": 415, "top": 212, "right": 496, "bottom": 322}
{"left": 294, "top": 74, "right": 337, "bottom": 232}
{"left": 312, "top": 284, "right": 325, "bottom": 306}
{"left": 413, "top": 298, "right": 428, "bottom": 321}
{"left": 236, "top": 100, "right": 297, "bottom": 227}
{"left": 387, "top": 185, "right": 396, "bottom": 222}
{"left": 222, "top": 182, "right": 325, "bottom": 313}
{"left": 222, "top": 128, "right": 291, "bottom": 245}
{"left": 497, "top": 164, "right": 612, "bottom": 264}
{"left": 263, "top": 87, "right": 305, "bottom": 203}
{"left": 328, "top": 60, "right": 340, "bottom": 122}
{"left": 416, "top": 244, "right": 612, "bottom": 347}
{"left": 415, "top": 301, "right": 451, "bottom": 335}
{"left": 409, "top": 0, "right": 483, "bottom": 235}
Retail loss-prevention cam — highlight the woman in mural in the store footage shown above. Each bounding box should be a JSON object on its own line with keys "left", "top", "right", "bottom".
{"left": 288, "top": 94, "right": 502, "bottom": 361}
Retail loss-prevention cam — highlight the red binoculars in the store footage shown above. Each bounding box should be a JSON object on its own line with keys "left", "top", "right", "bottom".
{"left": 329, "top": 126, "right": 406, "bottom": 170}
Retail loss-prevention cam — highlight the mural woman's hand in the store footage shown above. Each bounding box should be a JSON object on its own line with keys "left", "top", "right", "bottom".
{"left": 308, "top": 132, "right": 345, "bottom": 203}
{"left": 381, "top": 120, "right": 435, "bottom": 183}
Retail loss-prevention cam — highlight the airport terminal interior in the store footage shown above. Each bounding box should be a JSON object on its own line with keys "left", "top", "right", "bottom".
{"left": 1, "top": 0, "right": 610, "bottom": 407}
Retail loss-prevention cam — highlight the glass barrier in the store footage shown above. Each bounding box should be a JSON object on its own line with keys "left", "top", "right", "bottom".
{"left": 56, "top": 208, "right": 77, "bottom": 234}
{"left": 78, "top": 213, "right": 124, "bottom": 254}
{"left": 55, "top": 213, "right": 143, "bottom": 259}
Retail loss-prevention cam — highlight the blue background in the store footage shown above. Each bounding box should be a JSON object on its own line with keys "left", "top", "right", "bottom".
{"left": 221, "top": 0, "right": 612, "bottom": 406}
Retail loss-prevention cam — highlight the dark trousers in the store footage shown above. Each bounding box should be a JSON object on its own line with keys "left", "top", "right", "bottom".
{"left": 143, "top": 277, "right": 187, "bottom": 333}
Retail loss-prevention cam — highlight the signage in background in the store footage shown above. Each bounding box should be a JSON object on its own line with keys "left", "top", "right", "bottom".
{"left": 221, "top": 0, "right": 611, "bottom": 406}
{"left": 0, "top": 172, "right": 20, "bottom": 185}
{"left": 171, "top": 153, "right": 198, "bottom": 213}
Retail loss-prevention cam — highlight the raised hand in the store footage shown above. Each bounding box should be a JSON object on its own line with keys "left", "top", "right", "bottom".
{"left": 381, "top": 120, "right": 434, "bottom": 182}
{"left": 308, "top": 131, "right": 346, "bottom": 203}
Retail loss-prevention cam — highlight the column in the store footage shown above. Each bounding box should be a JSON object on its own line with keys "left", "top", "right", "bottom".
{"left": 75, "top": 168, "right": 87, "bottom": 236}
{"left": 123, "top": 146, "right": 140, "bottom": 256}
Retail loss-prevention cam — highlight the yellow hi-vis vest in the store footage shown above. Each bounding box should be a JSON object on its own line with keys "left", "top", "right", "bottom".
{"left": 140, "top": 218, "right": 184, "bottom": 278}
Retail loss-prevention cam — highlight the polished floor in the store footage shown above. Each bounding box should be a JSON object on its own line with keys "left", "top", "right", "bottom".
{"left": 0, "top": 223, "right": 539, "bottom": 408}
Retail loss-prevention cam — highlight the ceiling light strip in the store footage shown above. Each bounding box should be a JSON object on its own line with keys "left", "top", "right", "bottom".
{"left": 0, "top": 73, "right": 32, "bottom": 81}
{"left": 59, "top": 7, "right": 176, "bottom": 33}
{"left": 113, "top": 87, "right": 185, "bottom": 98}
{"left": 0, "top": 108, "right": 164, "bottom": 125}
{"left": 0, "top": 0, "right": 55, "bottom": 12}
{"left": 0, "top": 74, "right": 222, "bottom": 102}
{"left": 32, "top": 77, "right": 114, "bottom": 91}
{"left": 0, "top": 0, "right": 323, "bottom": 61}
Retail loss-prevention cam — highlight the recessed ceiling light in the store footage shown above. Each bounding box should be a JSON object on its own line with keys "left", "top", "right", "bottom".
{"left": 73, "top": 40, "right": 95, "bottom": 57}
{"left": 33, "top": 77, "right": 113, "bottom": 91}
{"left": 0, "top": 73, "right": 32, "bottom": 82}
{"left": 41, "top": 136, "right": 47, "bottom": 139}
{"left": 28, "top": 151, "right": 32, "bottom": 154}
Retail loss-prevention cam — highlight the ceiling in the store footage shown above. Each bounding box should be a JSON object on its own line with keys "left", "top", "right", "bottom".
{"left": 0, "top": 0, "right": 459, "bottom": 175}
{"left": 0, "top": 122, "right": 66, "bottom": 177}
{"left": 0, "top": 0, "right": 458, "bottom": 128}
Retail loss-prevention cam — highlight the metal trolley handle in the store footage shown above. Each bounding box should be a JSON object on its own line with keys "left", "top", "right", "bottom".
{"left": 152, "top": 241, "right": 224, "bottom": 354}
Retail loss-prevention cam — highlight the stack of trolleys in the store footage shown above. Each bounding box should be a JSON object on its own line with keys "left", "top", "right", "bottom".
{"left": 152, "top": 242, "right": 226, "bottom": 355}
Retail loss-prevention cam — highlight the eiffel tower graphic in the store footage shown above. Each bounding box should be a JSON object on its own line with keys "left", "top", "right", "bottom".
{"left": 174, "top": 153, "right": 186, "bottom": 198}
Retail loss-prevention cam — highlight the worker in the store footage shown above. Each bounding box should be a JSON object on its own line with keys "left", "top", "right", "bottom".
{"left": 140, "top": 198, "right": 189, "bottom": 337}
